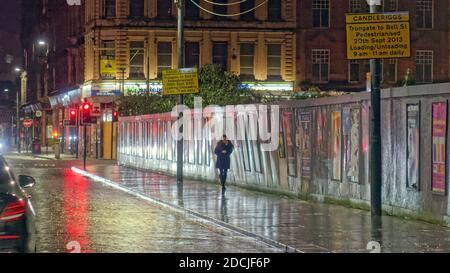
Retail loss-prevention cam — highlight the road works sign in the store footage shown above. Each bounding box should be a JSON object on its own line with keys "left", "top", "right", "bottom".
{"left": 162, "top": 68, "right": 199, "bottom": 95}
{"left": 346, "top": 12, "right": 410, "bottom": 60}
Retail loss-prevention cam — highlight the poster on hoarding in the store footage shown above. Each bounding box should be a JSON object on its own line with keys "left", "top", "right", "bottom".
{"left": 343, "top": 108, "right": 360, "bottom": 183}
{"left": 432, "top": 102, "right": 447, "bottom": 194}
{"left": 282, "top": 111, "right": 296, "bottom": 177}
{"left": 406, "top": 104, "right": 420, "bottom": 190}
{"left": 331, "top": 111, "right": 342, "bottom": 181}
{"left": 299, "top": 112, "right": 312, "bottom": 179}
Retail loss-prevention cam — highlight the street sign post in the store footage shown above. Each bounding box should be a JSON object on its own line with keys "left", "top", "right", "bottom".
{"left": 346, "top": 12, "right": 410, "bottom": 60}
{"left": 162, "top": 68, "right": 199, "bottom": 96}
{"left": 345, "top": 9, "right": 411, "bottom": 219}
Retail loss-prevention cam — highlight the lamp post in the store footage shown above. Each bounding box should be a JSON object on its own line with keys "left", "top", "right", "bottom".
{"left": 368, "top": 0, "right": 382, "bottom": 218}
{"left": 14, "top": 67, "right": 22, "bottom": 153}
{"left": 175, "top": 0, "right": 185, "bottom": 186}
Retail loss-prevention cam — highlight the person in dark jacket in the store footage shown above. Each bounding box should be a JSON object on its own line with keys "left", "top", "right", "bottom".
{"left": 214, "top": 134, "right": 234, "bottom": 191}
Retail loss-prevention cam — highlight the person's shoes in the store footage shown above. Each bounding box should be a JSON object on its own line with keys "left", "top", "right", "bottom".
{"left": 221, "top": 186, "right": 226, "bottom": 193}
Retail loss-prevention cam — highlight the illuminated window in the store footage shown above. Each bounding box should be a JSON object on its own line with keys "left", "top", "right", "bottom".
{"left": 129, "top": 41, "right": 145, "bottom": 79}
{"left": 312, "top": 0, "right": 329, "bottom": 28}
{"left": 417, "top": 0, "right": 433, "bottom": 29}
{"left": 157, "top": 42, "right": 172, "bottom": 77}
{"left": 267, "top": 44, "right": 282, "bottom": 80}
{"left": 415, "top": 50, "right": 433, "bottom": 83}
{"left": 312, "top": 49, "right": 329, "bottom": 83}
{"left": 240, "top": 43, "right": 255, "bottom": 80}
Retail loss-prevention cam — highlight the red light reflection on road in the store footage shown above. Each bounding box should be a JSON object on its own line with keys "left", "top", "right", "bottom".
{"left": 64, "top": 169, "right": 93, "bottom": 253}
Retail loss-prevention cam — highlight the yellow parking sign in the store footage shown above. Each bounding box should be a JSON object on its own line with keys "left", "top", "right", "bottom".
{"left": 346, "top": 12, "right": 411, "bottom": 60}
{"left": 162, "top": 68, "right": 199, "bottom": 95}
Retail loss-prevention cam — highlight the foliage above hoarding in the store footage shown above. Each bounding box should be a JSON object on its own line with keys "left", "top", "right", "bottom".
{"left": 118, "top": 64, "right": 255, "bottom": 116}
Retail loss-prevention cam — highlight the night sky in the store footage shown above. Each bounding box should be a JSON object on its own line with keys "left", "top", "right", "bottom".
{"left": 0, "top": 0, "right": 22, "bottom": 81}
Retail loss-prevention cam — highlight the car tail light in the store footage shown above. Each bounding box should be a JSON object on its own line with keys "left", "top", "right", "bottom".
{"left": 0, "top": 199, "right": 26, "bottom": 222}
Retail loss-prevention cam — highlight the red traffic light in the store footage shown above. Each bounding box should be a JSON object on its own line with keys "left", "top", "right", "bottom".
{"left": 70, "top": 109, "right": 76, "bottom": 116}
{"left": 113, "top": 111, "right": 118, "bottom": 117}
{"left": 83, "top": 103, "right": 90, "bottom": 110}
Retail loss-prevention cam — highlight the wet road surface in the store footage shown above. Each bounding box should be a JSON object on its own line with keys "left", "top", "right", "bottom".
{"left": 4, "top": 157, "right": 279, "bottom": 253}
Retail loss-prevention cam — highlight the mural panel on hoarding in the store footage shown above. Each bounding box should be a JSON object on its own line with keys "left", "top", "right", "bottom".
{"left": 432, "top": 102, "right": 447, "bottom": 194}
{"left": 299, "top": 112, "right": 312, "bottom": 179}
{"left": 406, "top": 104, "right": 420, "bottom": 190}
{"left": 331, "top": 111, "right": 342, "bottom": 181}
{"left": 348, "top": 109, "right": 360, "bottom": 182}
{"left": 282, "top": 111, "right": 296, "bottom": 177}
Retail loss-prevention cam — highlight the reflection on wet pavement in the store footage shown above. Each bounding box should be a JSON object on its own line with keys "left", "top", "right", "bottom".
{"left": 7, "top": 158, "right": 278, "bottom": 253}
{"left": 84, "top": 163, "right": 450, "bottom": 253}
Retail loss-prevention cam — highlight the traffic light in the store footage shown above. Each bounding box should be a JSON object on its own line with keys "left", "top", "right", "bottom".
{"left": 112, "top": 111, "right": 118, "bottom": 122}
{"left": 69, "top": 109, "right": 77, "bottom": 126}
{"left": 81, "top": 101, "right": 92, "bottom": 124}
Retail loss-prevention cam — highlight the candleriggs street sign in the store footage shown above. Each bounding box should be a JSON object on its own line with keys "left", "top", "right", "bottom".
{"left": 162, "top": 68, "right": 199, "bottom": 95}
{"left": 346, "top": 12, "right": 411, "bottom": 60}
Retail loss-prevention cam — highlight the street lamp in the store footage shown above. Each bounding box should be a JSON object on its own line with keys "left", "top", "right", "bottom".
{"left": 38, "top": 40, "right": 46, "bottom": 46}
{"left": 13, "top": 68, "right": 22, "bottom": 153}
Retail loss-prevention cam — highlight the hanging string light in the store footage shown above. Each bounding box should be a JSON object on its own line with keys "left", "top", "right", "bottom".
{"left": 190, "top": 0, "right": 269, "bottom": 17}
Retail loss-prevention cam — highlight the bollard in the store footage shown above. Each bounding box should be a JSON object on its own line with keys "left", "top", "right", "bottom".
{"left": 54, "top": 141, "right": 60, "bottom": 159}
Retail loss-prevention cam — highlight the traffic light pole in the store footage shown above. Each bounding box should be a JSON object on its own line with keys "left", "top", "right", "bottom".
{"left": 83, "top": 124, "right": 87, "bottom": 170}
{"left": 369, "top": 2, "right": 382, "bottom": 218}
{"left": 176, "top": 0, "right": 185, "bottom": 186}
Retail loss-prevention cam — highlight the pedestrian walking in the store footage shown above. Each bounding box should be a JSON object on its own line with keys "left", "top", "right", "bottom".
{"left": 214, "top": 134, "right": 234, "bottom": 192}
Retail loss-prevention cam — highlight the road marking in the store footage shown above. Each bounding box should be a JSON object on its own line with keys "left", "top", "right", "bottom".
{"left": 71, "top": 167, "right": 304, "bottom": 253}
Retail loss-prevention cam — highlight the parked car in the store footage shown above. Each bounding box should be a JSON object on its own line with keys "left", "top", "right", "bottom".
{"left": 0, "top": 156, "right": 36, "bottom": 253}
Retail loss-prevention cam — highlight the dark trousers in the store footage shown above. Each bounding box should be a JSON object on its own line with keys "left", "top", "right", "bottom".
{"left": 219, "top": 168, "right": 228, "bottom": 187}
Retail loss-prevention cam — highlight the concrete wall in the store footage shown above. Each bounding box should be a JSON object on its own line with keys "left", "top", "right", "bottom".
{"left": 118, "top": 82, "right": 450, "bottom": 224}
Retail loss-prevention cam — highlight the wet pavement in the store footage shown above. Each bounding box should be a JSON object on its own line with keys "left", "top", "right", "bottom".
{"left": 78, "top": 162, "right": 450, "bottom": 253}
{"left": 3, "top": 156, "right": 279, "bottom": 253}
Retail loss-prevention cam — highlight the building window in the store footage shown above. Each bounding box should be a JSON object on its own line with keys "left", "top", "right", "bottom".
{"left": 157, "top": 42, "right": 172, "bottom": 77}
{"left": 240, "top": 0, "right": 255, "bottom": 21}
{"left": 415, "top": 50, "right": 433, "bottom": 83}
{"left": 213, "top": 42, "right": 228, "bottom": 71}
{"left": 100, "top": 41, "right": 116, "bottom": 80}
{"left": 349, "top": 60, "right": 360, "bottom": 83}
{"left": 103, "top": 0, "right": 116, "bottom": 18}
{"left": 240, "top": 43, "right": 255, "bottom": 80}
{"left": 312, "top": 0, "right": 329, "bottom": 28}
{"left": 349, "top": 0, "right": 369, "bottom": 13}
{"left": 129, "top": 0, "right": 144, "bottom": 18}
{"left": 185, "top": 0, "right": 200, "bottom": 20}
{"left": 383, "top": 0, "right": 398, "bottom": 12}
{"left": 312, "top": 49, "right": 329, "bottom": 83}
{"left": 268, "top": 0, "right": 282, "bottom": 21}
{"left": 185, "top": 42, "right": 200, "bottom": 68}
{"left": 213, "top": 0, "right": 227, "bottom": 20}
{"left": 267, "top": 44, "right": 282, "bottom": 80}
{"left": 417, "top": 0, "right": 433, "bottom": 29}
{"left": 129, "top": 41, "right": 145, "bottom": 79}
{"left": 157, "top": 0, "right": 172, "bottom": 19}
{"left": 385, "top": 59, "right": 397, "bottom": 83}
